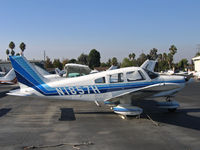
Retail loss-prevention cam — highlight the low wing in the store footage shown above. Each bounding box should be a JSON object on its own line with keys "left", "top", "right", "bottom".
{"left": 104, "top": 83, "right": 162, "bottom": 104}
{"left": 0, "top": 81, "right": 15, "bottom": 84}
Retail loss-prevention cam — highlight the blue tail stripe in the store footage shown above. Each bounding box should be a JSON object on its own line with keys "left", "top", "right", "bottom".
{"left": 15, "top": 71, "right": 57, "bottom": 96}
{"left": 10, "top": 56, "right": 57, "bottom": 94}
{"left": 12, "top": 56, "right": 44, "bottom": 85}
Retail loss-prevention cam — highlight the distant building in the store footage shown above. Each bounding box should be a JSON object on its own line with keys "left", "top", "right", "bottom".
{"left": 192, "top": 56, "right": 200, "bottom": 72}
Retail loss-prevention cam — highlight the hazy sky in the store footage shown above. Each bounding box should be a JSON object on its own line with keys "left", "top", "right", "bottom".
{"left": 0, "top": 0, "right": 200, "bottom": 62}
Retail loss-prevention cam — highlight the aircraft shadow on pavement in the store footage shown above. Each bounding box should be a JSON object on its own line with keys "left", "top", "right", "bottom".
{"left": 0, "top": 108, "right": 12, "bottom": 117}
{"left": 59, "top": 108, "right": 114, "bottom": 121}
{"left": 0, "top": 91, "right": 10, "bottom": 99}
{"left": 150, "top": 108, "right": 200, "bottom": 131}
{"left": 75, "top": 111, "right": 114, "bottom": 115}
{"left": 59, "top": 108, "right": 76, "bottom": 121}
{"left": 0, "top": 87, "right": 19, "bottom": 99}
{"left": 137, "top": 100, "right": 200, "bottom": 131}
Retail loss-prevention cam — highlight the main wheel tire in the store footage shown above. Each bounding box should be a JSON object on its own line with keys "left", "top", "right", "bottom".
{"left": 168, "top": 108, "right": 177, "bottom": 112}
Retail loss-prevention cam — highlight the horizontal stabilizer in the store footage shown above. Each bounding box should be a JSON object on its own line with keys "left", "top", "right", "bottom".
{"left": 7, "top": 89, "right": 32, "bottom": 96}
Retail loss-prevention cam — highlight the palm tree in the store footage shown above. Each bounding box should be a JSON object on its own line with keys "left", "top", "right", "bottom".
{"left": 19, "top": 42, "right": 26, "bottom": 55}
{"left": 167, "top": 53, "right": 173, "bottom": 69}
{"left": 169, "top": 45, "right": 177, "bottom": 69}
{"left": 169, "top": 45, "right": 177, "bottom": 55}
{"left": 9, "top": 41, "right": 15, "bottom": 56}
{"left": 11, "top": 50, "right": 15, "bottom": 56}
{"left": 128, "top": 53, "right": 135, "bottom": 60}
{"left": 6, "top": 49, "right": 10, "bottom": 60}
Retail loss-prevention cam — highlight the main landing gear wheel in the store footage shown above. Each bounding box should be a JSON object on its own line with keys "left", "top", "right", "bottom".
{"left": 157, "top": 97, "right": 180, "bottom": 112}
{"left": 113, "top": 104, "right": 143, "bottom": 119}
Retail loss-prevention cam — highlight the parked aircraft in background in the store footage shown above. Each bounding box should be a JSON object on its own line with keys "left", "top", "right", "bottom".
{"left": 0, "top": 64, "right": 61, "bottom": 85}
{"left": 0, "top": 69, "right": 17, "bottom": 84}
{"left": 191, "top": 71, "right": 200, "bottom": 80}
{"left": 0, "top": 71, "right": 6, "bottom": 77}
{"left": 8, "top": 56, "right": 191, "bottom": 119}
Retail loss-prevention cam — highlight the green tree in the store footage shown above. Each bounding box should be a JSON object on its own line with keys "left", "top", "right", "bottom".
{"left": 111, "top": 57, "right": 118, "bottom": 66}
{"left": 100, "top": 62, "right": 108, "bottom": 67}
{"left": 169, "top": 45, "right": 177, "bottom": 55}
{"left": 19, "top": 42, "right": 26, "bottom": 55}
{"left": 11, "top": 49, "right": 15, "bottom": 56}
{"left": 195, "top": 52, "right": 200, "bottom": 57}
{"left": 161, "top": 53, "right": 169, "bottom": 71}
{"left": 53, "top": 59, "right": 63, "bottom": 70}
{"left": 157, "top": 54, "right": 162, "bottom": 61}
{"left": 149, "top": 48, "right": 158, "bottom": 60}
{"left": 44, "top": 56, "right": 53, "bottom": 69}
{"left": 88, "top": 49, "right": 101, "bottom": 69}
{"left": 121, "top": 58, "right": 134, "bottom": 67}
{"left": 163, "top": 53, "right": 168, "bottom": 61}
{"left": 137, "top": 53, "right": 147, "bottom": 66}
{"left": 78, "top": 53, "right": 88, "bottom": 65}
{"left": 68, "top": 58, "right": 77, "bottom": 63}
{"left": 156, "top": 53, "right": 168, "bottom": 72}
{"left": 177, "top": 58, "right": 188, "bottom": 71}
{"left": 6, "top": 49, "right": 10, "bottom": 60}
{"left": 9, "top": 41, "right": 15, "bottom": 56}
{"left": 167, "top": 53, "right": 173, "bottom": 69}
{"left": 128, "top": 53, "right": 136, "bottom": 60}
{"left": 62, "top": 58, "right": 69, "bottom": 67}
{"left": 106, "top": 58, "right": 112, "bottom": 67}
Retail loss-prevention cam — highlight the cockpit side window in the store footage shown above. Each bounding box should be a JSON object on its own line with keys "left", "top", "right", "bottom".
{"left": 126, "top": 71, "right": 145, "bottom": 82}
{"left": 110, "top": 73, "right": 124, "bottom": 83}
{"left": 95, "top": 77, "right": 106, "bottom": 83}
{"left": 143, "top": 69, "right": 159, "bottom": 79}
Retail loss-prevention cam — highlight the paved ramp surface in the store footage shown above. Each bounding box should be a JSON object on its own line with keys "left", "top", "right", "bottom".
{"left": 0, "top": 81, "right": 200, "bottom": 150}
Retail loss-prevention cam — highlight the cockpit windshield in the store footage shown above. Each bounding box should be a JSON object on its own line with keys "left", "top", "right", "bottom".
{"left": 143, "top": 69, "right": 159, "bottom": 79}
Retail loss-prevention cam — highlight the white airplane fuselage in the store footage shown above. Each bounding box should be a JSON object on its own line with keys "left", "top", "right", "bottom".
{"left": 18, "top": 66, "right": 186, "bottom": 102}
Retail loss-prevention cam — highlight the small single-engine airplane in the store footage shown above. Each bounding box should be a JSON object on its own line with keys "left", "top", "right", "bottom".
{"left": 7, "top": 56, "right": 191, "bottom": 118}
{"left": 0, "top": 68, "right": 17, "bottom": 84}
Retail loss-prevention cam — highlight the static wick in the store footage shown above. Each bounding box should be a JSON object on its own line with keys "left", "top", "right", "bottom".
{"left": 95, "top": 101, "right": 101, "bottom": 107}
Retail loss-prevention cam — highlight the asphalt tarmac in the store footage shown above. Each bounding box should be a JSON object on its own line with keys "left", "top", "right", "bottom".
{"left": 0, "top": 80, "right": 200, "bottom": 150}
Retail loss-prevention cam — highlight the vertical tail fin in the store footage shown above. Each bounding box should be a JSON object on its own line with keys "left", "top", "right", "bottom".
{"left": 9, "top": 55, "right": 48, "bottom": 89}
{"left": 140, "top": 59, "right": 157, "bottom": 72}
{"left": 9, "top": 56, "right": 57, "bottom": 96}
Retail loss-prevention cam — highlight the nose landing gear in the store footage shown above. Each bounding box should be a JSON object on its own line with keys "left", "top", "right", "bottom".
{"left": 157, "top": 96, "right": 180, "bottom": 112}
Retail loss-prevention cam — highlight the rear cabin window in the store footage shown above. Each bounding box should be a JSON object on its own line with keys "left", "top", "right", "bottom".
{"left": 95, "top": 77, "right": 106, "bottom": 83}
{"left": 110, "top": 73, "right": 124, "bottom": 83}
{"left": 126, "top": 71, "right": 145, "bottom": 82}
